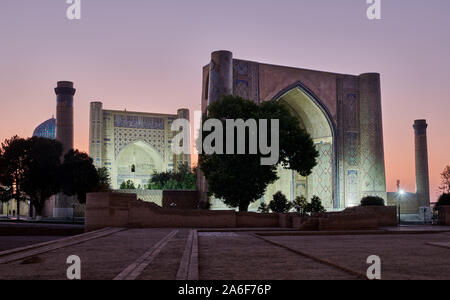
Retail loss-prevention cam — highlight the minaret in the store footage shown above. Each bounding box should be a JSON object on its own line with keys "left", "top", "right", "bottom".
{"left": 414, "top": 120, "right": 430, "bottom": 208}
{"left": 55, "top": 81, "right": 76, "bottom": 155}
{"left": 54, "top": 81, "right": 76, "bottom": 218}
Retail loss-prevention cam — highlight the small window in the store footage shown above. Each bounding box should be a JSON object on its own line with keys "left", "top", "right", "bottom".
{"left": 131, "top": 164, "right": 136, "bottom": 173}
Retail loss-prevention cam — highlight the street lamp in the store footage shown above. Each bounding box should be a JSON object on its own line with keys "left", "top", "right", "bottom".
{"left": 398, "top": 189, "right": 405, "bottom": 225}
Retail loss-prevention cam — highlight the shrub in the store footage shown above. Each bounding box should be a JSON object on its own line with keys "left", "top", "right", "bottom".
{"left": 258, "top": 202, "right": 270, "bottom": 213}
{"left": 306, "top": 195, "right": 326, "bottom": 213}
{"left": 292, "top": 196, "right": 308, "bottom": 214}
{"left": 268, "top": 192, "right": 292, "bottom": 213}
{"left": 360, "top": 196, "right": 385, "bottom": 206}
{"left": 120, "top": 180, "right": 136, "bottom": 190}
{"left": 436, "top": 193, "right": 450, "bottom": 208}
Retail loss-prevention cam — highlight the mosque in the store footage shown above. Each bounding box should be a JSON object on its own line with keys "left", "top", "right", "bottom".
{"left": 199, "top": 51, "right": 431, "bottom": 216}
{"left": 2, "top": 51, "right": 431, "bottom": 219}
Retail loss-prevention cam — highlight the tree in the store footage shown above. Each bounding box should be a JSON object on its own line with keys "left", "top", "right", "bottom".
{"left": 94, "top": 167, "right": 111, "bottom": 192}
{"left": 258, "top": 202, "right": 270, "bottom": 213}
{"left": 268, "top": 191, "right": 292, "bottom": 213}
{"left": 360, "top": 196, "right": 385, "bottom": 207}
{"left": 21, "top": 137, "right": 63, "bottom": 217}
{"left": 0, "top": 136, "right": 34, "bottom": 219}
{"left": 439, "top": 166, "right": 450, "bottom": 194}
{"left": 0, "top": 185, "right": 13, "bottom": 204}
{"left": 292, "top": 196, "right": 308, "bottom": 214}
{"left": 435, "top": 193, "right": 450, "bottom": 208}
{"left": 59, "top": 150, "right": 100, "bottom": 204}
{"left": 199, "top": 95, "right": 318, "bottom": 211}
{"left": 120, "top": 180, "right": 136, "bottom": 190}
{"left": 147, "top": 163, "right": 196, "bottom": 190}
{"left": 305, "top": 196, "right": 326, "bottom": 214}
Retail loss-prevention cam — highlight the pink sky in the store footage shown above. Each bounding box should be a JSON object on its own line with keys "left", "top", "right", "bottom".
{"left": 0, "top": 0, "right": 449, "bottom": 202}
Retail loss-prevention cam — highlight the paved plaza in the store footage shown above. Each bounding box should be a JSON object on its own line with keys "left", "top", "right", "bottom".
{"left": 0, "top": 226, "right": 449, "bottom": 280}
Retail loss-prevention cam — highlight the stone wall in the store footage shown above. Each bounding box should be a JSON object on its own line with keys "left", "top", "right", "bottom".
{"left": 85, "top": 193, "right": 397, "bottom": 231}
{"left": 162, "top": 190, "right": 199, "bottom": 209}
{"left": 438, "top": 206, "right": 450, "bottom": 226}
{"left": 387, "top": 192, "right": 420, "bottom": 215}
{"left": 343, "top": 206, "right": 397, "bottom": 227}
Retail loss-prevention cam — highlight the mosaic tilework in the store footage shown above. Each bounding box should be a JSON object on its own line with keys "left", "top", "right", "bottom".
{"left": 234, "top": 80, "right": 249, "bottom": 99}
{"left": 233, "top": 60, "right": 259, "bottom": 103}
{"left": 346, "top": 170, "right": 359, "bottom": 206}
{"left": 345, "top": 132, "right": 359, "bottom": 167}
{"left": 114, "top": 114, "right": 165, "bottom": 130}
{"left": 310, "top": 142, "right": 333, "bottom": 207}
{"left": 114, "top": 127, "right": 165, "bottom": 158}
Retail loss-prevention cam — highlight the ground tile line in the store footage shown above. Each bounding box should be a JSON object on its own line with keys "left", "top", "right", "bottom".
{"left": 114, "top": 230, "right": 178, "bottom": 281}
{"left": 188, "top": 230, "right": 199, "bottom": 280}
{"left": 176, "top": 230, "right": 194, "bottom": 280}
{"left": 426, "top": 242, "right": 450, "bottom": 250}
{"left": 0, "top": 227, "right": 112, "bottom": 258}
{"left": 0, "top": 228, "right": 126, "bottom": 264}
{"left": 251, "top": 233, "right": 367, "bottom": 280}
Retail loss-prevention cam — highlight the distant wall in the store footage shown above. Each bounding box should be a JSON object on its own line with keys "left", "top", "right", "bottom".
{"left": 162, "top": 190, "right": 198, "bottom": 209}
{"left": 85, "top": 193, "right": 397, "bottom": 231}
{"left": 113, "top": 189, "right": 163, "bottom": 207}
{"left": 387, "top": 192, "right": 420, "bottom": 214}
{"left": 343, "top": 206, "right": 397, "bottom": 227}
{"left": 438, "top": 206, "right": 450, "bottom": 226}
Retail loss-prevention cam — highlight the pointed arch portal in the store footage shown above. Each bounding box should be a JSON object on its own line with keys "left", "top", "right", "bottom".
{"left": 115, "top": 140, "right": 165, "bottom": 188}
{"left": 256, "top": 83, "right": 339, "bottom": 211}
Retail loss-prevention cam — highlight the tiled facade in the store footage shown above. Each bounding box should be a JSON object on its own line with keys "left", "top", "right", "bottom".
{"left": 89, "top": 102, "right": 191, "bottom": 189}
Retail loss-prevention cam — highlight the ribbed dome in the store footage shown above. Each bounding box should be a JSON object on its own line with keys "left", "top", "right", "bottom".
{"left": 33, "top": 117, "right": 56, "bottom": 139}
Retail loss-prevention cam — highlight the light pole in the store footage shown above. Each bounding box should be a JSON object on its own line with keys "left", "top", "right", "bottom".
{"left": 398, "top": 189, "right": 405, "bottom": 225}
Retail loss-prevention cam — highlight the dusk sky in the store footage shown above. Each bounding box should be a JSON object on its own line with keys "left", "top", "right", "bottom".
{"left": 1, "top": 0, "right": 449, "bottom": 201}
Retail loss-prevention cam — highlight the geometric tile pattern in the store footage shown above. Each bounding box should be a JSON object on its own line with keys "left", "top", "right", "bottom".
{"left": 114, "top": 128, "right": 166, "bottom": 158}
{"left": 233, "top": 59, "right": 259, "bottom": 103}
{"left": 310, "top": 142, "right": 333, "bottom": 207}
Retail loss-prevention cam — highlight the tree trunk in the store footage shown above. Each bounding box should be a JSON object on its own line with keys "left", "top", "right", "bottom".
{"left": 239, "top": 201, "right": 250, "bottom": 212}
{"left": 16, "top": 199, "right": 20, "bottom": 220}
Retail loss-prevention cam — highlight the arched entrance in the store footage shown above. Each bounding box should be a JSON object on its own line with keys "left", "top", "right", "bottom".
{"left": 114, "top": 140, "right": 165, "bottom": 189}
{"left": 257, "top": 83, "right": 338, "bottom": 211}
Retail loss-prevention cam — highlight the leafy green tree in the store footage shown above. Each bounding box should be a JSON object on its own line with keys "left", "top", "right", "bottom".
{"left": 293, "top": 196, "right": 308, "bottom": 214}
{"left": 0, "top": 136, "right": 32, "bottom": 219}
{"left": 0, "top": 185, "right": 13, "bottom": 204}
{"left": 120, "top": 180, "right": 136, "bottom": 190}
{"left": 268, "top": 191, "right": 292, "bottom": 213}
{"left": 59, "top": 150, "right": 100, "bottom": 204}
{"left": 147, "top": 163, "right": 196, "bottom": 190}
{"left": 96, "top": 167, "right": 111, "bottom": 191}
{"left": 305, "top": 196, "right": 326, "bottom": 213}
{"left": 199, "top": 95, "right": 319, "bottom": 211}
{"left": 21, "top": 137, "right": 63, "bottom": 217}
{"left": 435, "top": 193, "right": 450, "bottom": 208}
{"left": 439, "top": 166, "right": 450, "bottom": 194}
{"left": 360, "top": 196, "right": 385, "bottom": 207}
{"left": 258, "top": 202, "right": 270, "bottom": 213}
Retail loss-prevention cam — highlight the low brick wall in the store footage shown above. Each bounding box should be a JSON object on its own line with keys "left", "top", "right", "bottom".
{"left": 85, "top": 193, "right": 397, "bottom": 231}
{"left": 318, "top": 212, "right": 379, "bottom": 231}
{"left": 86, "top": 192, "right": 275, "bottom": 231}
{"left": 438, "top": 206, "right": 450, "bottom": 226}
{"left": 162, "top": 190, "right": 199, "bottom": 209}
{"left": 236, "top": 212, "right": 279, "bottom": 228}
{"left": 343, "top": 206, "right": 398, "bottom": 227}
